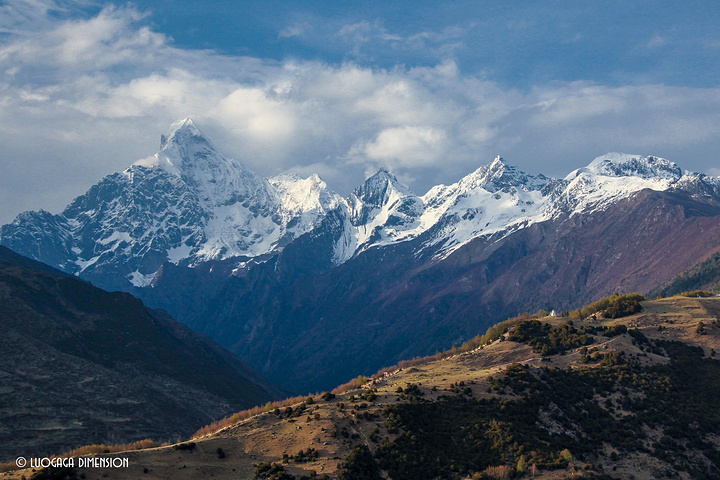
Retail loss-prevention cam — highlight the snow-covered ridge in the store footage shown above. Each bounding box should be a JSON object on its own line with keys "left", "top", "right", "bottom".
{"left": 1, "top": 121, "right": 717, "bottom": 289}
{"left": 417, "top": 156, "right": 552, "bottom": 256}
{"left": 583, "top": 152, "right": 682, "bottom": 180}
{"left": 551, "top": 153, "right": 691, "bottom": 220}
{"left": 337, "top": 153, "right": 717, "bottom": 260}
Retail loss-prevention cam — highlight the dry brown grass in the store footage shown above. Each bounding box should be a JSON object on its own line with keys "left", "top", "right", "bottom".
{"left": 372, "top": 314, "right": 541, "bottom": 379}
{"left": 60, "top": 439, "right": 158, "bottom": 457}
{"left": 191, "top": 395, "right": 314, "bottom": 438}
{"left": 8, "top": 297, "right": 715, "bottom": 480}
{"left": 331, "top": 375, "right": 369, "bottom": 394}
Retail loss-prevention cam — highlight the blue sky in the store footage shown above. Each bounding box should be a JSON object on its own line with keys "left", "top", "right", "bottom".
{"left": 138, "top": 0, "right": 720, "bottom": 88}
{"left": 1, "top": 0, "right": 719, "bottom": 223}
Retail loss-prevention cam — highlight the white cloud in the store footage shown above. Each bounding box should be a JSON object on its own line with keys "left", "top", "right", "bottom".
{"left": 214, "top": 86, "right": 298, "bottom": 154}
{"left": 337, "top": 20, "right": 378, "bottom": 39}
{"left": 0, "top": 5, "right": 720, "bottom": 224}
{"left": 0, "top": 5, "right": 164, "bottom": 76}
{"left": 355, "top": 126, "right": 448, "bottom": 167}
{"left": 333, "top": 20, "right": 470, "bottom": 60}
{"left": 531, "top": 83, "right": 628, "bottom": 124}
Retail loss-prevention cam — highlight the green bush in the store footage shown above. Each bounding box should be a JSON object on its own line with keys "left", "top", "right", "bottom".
{"left": 603, "top": 324, "right": 627, "bottom": 338}
{"left": 338, "top": 445, "right": 383, "bottom": 480}
{"left": 254, "top": 462, "right": 294, "bottom": 480}
{"left": 679, "top": 290, "right": 714, "bottom": 298}
{"left": 507, "top": 320, "right": 593, "bottom": 355}
{"left": 580, "top": 293, "right": 646, "bottom": 319}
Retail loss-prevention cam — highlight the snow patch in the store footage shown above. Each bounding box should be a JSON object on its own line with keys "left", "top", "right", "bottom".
{"left": 98, "top": 231, "right": 132, "bottom": 245}
{"left": 128, "top": 270, "right": 157, "bottom": 287}
{"left": 167, "top": 244, "right": 193, "bottom": 264}
{"left": 75, "top": 255, "right": 101, "bottom": 272}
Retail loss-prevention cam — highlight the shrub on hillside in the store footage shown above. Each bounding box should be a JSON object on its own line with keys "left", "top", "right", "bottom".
{"left": 42, "top": 439, "right": 159, "bottom": 460}
{"left": 580, "top": 293, "right": 646, "bottom": 319}
{"left": 603, "top": 324, "right": 628, "bottom": 338}
{"left": 377, "top": 338, "right": 720, "bottom": 479}
{"left": 679, "top": 290, "right": 715, "bottom": 298}
{"left": 370, "top": 310, "right": 553, "bottom": 379}
{"left": 192, "top": 394, "right": 310, "bottom": 438}
{"left": 507, "top": 320, "right": 593, "bottom": 355}
{"left": 338, "top": 445, "right": 383, "bottom": 480}
{"left": 254, "top": 462, "right": 294, "bottom": 480}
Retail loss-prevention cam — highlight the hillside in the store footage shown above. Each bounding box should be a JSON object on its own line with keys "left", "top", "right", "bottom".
{"left": 0, "top": 246, "right": 280, "bottom": 461}
{"left": 7, "top": 295, "right": 719, "bottom": 480}
{"left": 651, "top": 251, "right": 720, "bottom": 297}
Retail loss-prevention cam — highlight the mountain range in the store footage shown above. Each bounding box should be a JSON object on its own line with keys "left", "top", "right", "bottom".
{"left": 3, "top": 119, "right": 720, "bottom": 391}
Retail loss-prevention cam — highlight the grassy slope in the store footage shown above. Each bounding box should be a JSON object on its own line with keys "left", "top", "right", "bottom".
{"left": 4, "top": 296, "right": 720, "bottom": 480}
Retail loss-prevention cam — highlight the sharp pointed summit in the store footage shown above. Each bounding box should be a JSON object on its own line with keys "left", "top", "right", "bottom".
{"left": 454, "top": 155, "right": 550, "bottom": 194}
{"left": 134, "top": 119, "right": 276, "bottom": 212}
{"left": 158, "top": 118, "right": 209, "bottom": 154}
{"left": 352, "top": 168, "right": 414, "bottom": 207}
{"left": 136, "top": 118, "right": 217, "bottom": 176}
{"left": 348, "top": 168, "right": 421, "bottom": 226}
{"left": 164, "top": 117, "right": 202, "bottom": 142}
{"left": 0, "top": 120, "right": 346, "bottom": 288}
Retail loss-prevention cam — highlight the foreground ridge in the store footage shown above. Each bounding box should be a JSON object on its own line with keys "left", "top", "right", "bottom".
{"left": 6, "top": 295, "right": 719, "bottom": 479}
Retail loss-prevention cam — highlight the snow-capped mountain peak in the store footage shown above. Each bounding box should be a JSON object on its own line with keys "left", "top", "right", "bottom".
{"left": 553, "top": 153, "right": 691, "bottom": 219}
{"left": 581, "top": 152, "right": 683, "bottom": 181}
{"left": 2, "top": 115, "right": 715, "bottom": 292}
{"left": 268, "top": 173, "right": 342, "bottom": 239}
{"left": 269, "top": 172, "right": 340, "bottom": 213}
{"left": 415, "top": 157, "right": 551, "bottom": 256}
{"left": 348, "top": 169, "right": 420, "bottom": 224}
{"left": 163, "top": 117, "right": 202, "bottom": 145}
{"left": 459, "top": 155, "right": 550, "bottom": 193}
{"left": 135, "top": 118, "right": 210, "bottom": 174}
{"left": 134, "top": 119, "right": 274, "bottom": 211}
{"left": 0, "top": 119, "right": 346, "bottom": 287}
{"left": 337, "top": 168, "right": 425, "bottom": 260}
{"left": 351, "top": 168, "right": 415, "bottom": 207}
